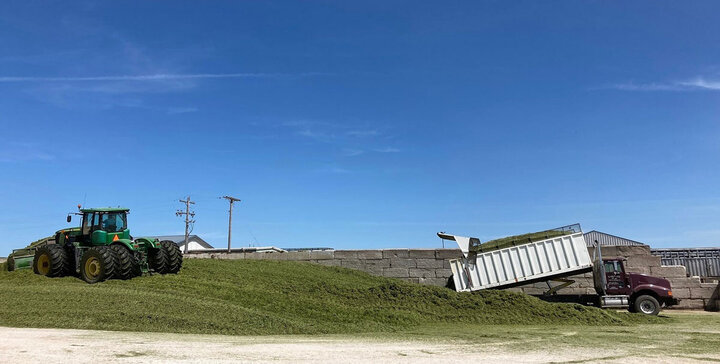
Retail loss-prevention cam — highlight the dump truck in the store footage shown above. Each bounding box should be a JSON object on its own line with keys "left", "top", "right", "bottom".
{"left": 6, "top": 206, "right": 182, "bottom": 283}
{"left": 438, "top": 224, "right": 678, "bottom": 315}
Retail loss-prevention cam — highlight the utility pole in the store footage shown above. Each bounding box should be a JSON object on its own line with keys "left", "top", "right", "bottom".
{"left": 176, "top": 196, "right": 196, "bottom": 254}
{"left": 221, "top": 196, "right": 241, "bottom": 253}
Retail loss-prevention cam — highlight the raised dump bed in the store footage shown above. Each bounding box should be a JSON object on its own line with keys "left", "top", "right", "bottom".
{"left": 438, "top": 224, "right": 679, "bottom": 315}
{"left": 439, "top": 224, "right": 593, "bottom": 291}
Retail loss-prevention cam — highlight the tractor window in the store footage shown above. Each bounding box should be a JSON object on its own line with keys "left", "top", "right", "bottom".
{"left": 604, "top": 262, "right": 618, "bottom": 273}
{"left": 82, "top": 213, "right": 94, "bottom": 234}
{"left": 101, "top": 213, "right": 127, "bottom": 232}
{"left": 92, "top": 213, "right": 101, "bottom": 230}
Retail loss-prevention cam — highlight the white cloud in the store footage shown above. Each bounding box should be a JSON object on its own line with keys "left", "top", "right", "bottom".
{"left": 608, "top": 76, "right": 720, "bottom": 92}
{"left": 677, "top": 77, "right": 720, "bottom": 90}
{"left": 342, "top": 148, "right": 365, "bottom": 157}
{"left": 346, "top": 130, "right": 379, "bottom": 137}
{"left": 0, "top": 72, "right": 325, "bottom": 83}
{"left": 166, "top": 107, "right": 199, "bottom": 114}
{"left": 373, "top": 147, "right": 401, "bottom": 153}
{"left": 0, "top": 142, "right": 55, "bottom": 163}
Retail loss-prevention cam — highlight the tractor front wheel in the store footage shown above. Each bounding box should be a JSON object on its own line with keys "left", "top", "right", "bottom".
{"left": 33, "top": 245, "right": 70, "bottom": 277}
{"left": 80, "top": 246, "right": 116, "bottom": 284}
{"left": 110, "top": 245, "right": 141, "bottom": 280}
{"left": 160, "top": 240, "right": 183, "bottom": 274}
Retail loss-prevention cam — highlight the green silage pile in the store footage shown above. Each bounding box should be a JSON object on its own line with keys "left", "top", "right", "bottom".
{"left": 473, "top": 229, "right": 573, "bottom": 253}
{"left": 0, "top": 259, "right": 658, "bottom": 335}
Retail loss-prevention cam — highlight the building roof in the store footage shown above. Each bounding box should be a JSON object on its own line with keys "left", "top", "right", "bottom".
{"left": 151, "top": 235, "right": 214, "bottom": 249}
{"left": 583, "top": 230, "right": 647, "bottom": 247}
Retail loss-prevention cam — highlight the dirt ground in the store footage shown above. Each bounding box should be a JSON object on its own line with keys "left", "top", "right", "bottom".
{"left": 0, "top": 326, "right": 615, "bottom": 363}
{"left": 2, "top": 318, "right": 719, "bottom": 364}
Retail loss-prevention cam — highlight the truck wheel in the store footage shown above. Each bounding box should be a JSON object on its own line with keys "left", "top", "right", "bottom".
{"left": 80, "top": 246, "right": 116, "bottom": 284}
{"left": 33, "top": 245, "right": 69, "bottom": 277}
{"left": 634, "top": 295, "right": 660, "bottom": 316}
{"left": 6, "top": 256, "right": 14, "bottom": 272}
{"left": 160, "top": 240, "right": 182, "bottom": 274}
{"left": 149, "top": 246, "right": 169, "bottom": 274}
{"left": 110, "top": 245, "right": 141, "bottom": 279}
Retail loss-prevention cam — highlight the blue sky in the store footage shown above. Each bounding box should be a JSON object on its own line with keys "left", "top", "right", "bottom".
{"left": 1, "top": 1, "right": 719, "bottom": 255}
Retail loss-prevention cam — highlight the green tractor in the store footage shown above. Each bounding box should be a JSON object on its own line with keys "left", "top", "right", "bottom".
{"left": 19, "top": 207, "right": 182, "bottom": 283}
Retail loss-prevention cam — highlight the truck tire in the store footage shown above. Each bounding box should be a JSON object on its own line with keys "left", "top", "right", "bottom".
{"left": 80, "top": 246, "right": 116, "bottom": 284}
{"left": 110, "top": 244, "right": 141, "bottom": 279}
{"left": 160, "top": 240, "right": 182, "bottom": 274}
{"left": 33, "top": 245, "right": 69, "bottom": 277}
{"left": 149, "top": 246, "right": 169, "bottom": 274}
{"left": 6, "top": 256, "right": 14, "bottom": 272}
{"left": 634, "top": 295, "right": 660, "bottom": 316}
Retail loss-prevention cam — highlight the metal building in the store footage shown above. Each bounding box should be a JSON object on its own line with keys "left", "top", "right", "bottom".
{"left": 151, "top": 235, "right": 214, "bottom": 251}
{"left": 651, "top": 248, "right": 720, "bottom": 278}
{"left": 583, "top": 230, "right": 647, "bottom": 247}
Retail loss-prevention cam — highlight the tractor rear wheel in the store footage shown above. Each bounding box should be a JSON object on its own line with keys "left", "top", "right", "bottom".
{"left": 110, "top": 245, "right": 141, "bottom": 280}
{"left": 149, "top": 246, "right": 169, "bottom": 274}
{"left": 80, "top": 246, "right": 116, "bottom": 284}
{"left": 160, "top": 240, "right": 182, "bottom": 274}
{"left": 6, "top": 256, "right": 14, "bottom": 272}
{"left": 33, "top": 245, "right": 69, "bottom": 277}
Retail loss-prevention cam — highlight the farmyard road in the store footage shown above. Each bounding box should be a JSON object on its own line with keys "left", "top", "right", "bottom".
{"left": 1, "top": 325, "right": 718, "bottom": 363}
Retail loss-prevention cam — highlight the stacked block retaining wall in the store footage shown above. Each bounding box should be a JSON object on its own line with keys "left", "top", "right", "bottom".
{"left": 186, "top": 245, "right": 719, "bottom": 311}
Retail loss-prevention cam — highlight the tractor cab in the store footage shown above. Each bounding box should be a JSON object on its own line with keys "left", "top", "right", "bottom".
{"left": 64, "top": 207, "right": 132, "bottom": 246}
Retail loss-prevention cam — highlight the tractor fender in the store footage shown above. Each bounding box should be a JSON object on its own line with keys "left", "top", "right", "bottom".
{"left": 133, "top": 237, "right": 160, "bottom": 249}
{"left": 111, "top": 239, "right": 137, "bottom": 251}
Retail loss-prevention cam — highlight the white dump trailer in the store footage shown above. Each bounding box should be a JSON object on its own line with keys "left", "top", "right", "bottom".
{"left": 438, "top": 224, "right": 678, "bottom": 315}
{"left": 439, "top": 227, "right": 593, "bottom": 292}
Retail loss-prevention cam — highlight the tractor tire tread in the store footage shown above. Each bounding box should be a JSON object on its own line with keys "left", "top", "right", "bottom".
{"left": 80, "top": 246, "right": 116, "bottom": 283}
{"left": 110, "top": 245, "right": 141, "bottom": 279}
{"left": 160, "top": 240, "right": 183, "bottom": 274}
{"left": 33, "top": 245, "right": 69, "bottom": 277}
{"left": 149, "top": 245, "right": 169, "bottom": 274}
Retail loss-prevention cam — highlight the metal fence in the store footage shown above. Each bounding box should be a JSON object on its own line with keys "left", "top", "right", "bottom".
{"left": 651, "top": 248, "right": 720, "bottom": 277}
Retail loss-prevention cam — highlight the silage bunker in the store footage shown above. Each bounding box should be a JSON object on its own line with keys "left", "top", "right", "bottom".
{"left": 0, "top": 258, "right": 660, "bottom": 335}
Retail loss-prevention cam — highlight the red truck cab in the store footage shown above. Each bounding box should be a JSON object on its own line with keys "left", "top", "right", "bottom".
{"left": 601, "top": 258, "right": 678, "bottom": 315}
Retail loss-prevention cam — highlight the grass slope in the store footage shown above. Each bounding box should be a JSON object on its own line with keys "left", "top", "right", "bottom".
{"left": 0, "top": 259, "right": 658, "bottom": 335}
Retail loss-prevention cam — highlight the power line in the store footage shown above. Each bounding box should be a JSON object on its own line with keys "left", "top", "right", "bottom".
{"left": 176, "top": 196, "right": 196, "bottom": 254}
{"left": 220, "top": 196, "right": 241, "bottom": 253}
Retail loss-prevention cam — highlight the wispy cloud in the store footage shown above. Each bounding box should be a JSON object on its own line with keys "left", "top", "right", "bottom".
{"left": 342, "top": 148, "right": 365, "bottom": 157}
{"left": 346, "top": 130, "right": 379, "bottom": 137}
{"left": 677, "top": 77, "right": 720, "bottom": 90}
{"left": 0, "top": 72, "right": 325, "bottom": 83}
{"left": 0, "top": 142, "right": 55, "bottom": 163}
{"left": 166, "top": 106, "right": 199, "bottom": 114}
{"left": 373, "top": 147, "right": 401, "bottom": 153}
{"left": 607, "top": 76, "right": 720, "bottom": 92}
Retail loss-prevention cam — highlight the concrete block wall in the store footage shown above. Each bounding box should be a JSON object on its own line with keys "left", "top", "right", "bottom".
{"left": 186, "top": 249, "right": 458, "bottom": 287}
{"left": 186, "top": 245, "right": 719, "bottom": 311}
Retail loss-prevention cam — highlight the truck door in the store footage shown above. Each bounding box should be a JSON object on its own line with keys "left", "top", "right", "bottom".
{"left": 603, "top": 260, "right": 631, "bottom": 295}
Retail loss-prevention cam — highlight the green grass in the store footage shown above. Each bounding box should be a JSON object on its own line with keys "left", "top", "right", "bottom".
{"left": 0, "top": 259, "right": 659, "bottom": 336}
